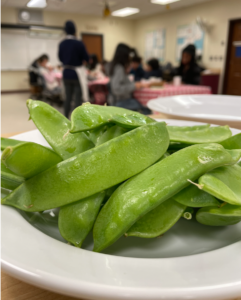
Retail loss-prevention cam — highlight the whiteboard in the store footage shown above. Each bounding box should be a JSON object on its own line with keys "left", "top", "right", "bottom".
{"left": 1, "top": 29, "right": 62, "bottom": 70}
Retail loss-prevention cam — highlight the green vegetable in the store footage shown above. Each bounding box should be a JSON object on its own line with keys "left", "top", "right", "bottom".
{"left": 1, "top": 142, "right": 62, "bottom": 179}
{"left": 126, "top": 198, "right": 186, "bottom": 238}
{"left": 219, "top": 133, "right": 241, "bottom": 149}
{"left": 93, "top": 144, "right": 241, "bottom": 252}
{"left": 1, "top": 162, "right": 24, "bottom": 190}
{"left": 1, "top": 137, "right": 24, "bottom": 151}
{"left": 2, "top": 122, "right": 169, "bottom": 212}
{"left": 70, "top": 103, "right": 154, "bottom": 133}
{"left": 196, "top": 204, "right": 241, "bottom": 226}
{"left": 27, "top": 99, "right": 94, "bottom": 160}
{"left": 182, "top": 207, "right": 194, "bottom": 220}
{"left": 173, "top": 184, "right": 220, "bottom": 207}
{"left": 168, "top": 125, "right": 232, "bottom": 144}
{"left": 96, "top": 125, "right": 130, "bottom": 147}
{"left": 198, "top": 164, "right": 241, "bottom": 205}
{"left": 167, "top": 124, "right": 210, "bottom": 132}
{"left": 59, "top": 191, "right": 105, "bottom": 247}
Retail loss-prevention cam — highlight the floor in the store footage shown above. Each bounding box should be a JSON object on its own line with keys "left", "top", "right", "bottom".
{"left": 1, "top": 93, "right": 64, "bottom": 134}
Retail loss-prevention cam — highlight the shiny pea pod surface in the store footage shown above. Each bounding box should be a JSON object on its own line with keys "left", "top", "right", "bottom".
{"left": 196, "top": 204, "right": 241, "bottom": 226}
{"left": 2, "top": 122, "right": 169, "bottom": 212}
{"left": 1, "top": 137, "right": 24, "bottom": 151}
{"left": 1, "top": 142, "right": 62, "bottom": 179}
{"left": 96, "top": 125, "right": 130, "bottom": 147}
{"left": 70, "top": 104, "right": 154, "bottom": 133}
{"left": 59, "top": 191, "right": 105, "bottom": 247}
{"left": 168, "top": 125, "right": 232, "bottom": 144}
{"left": 173, "top": 184, "right": 220, "bottom": 207}
{"left": 126, "top": 198, "right": 186, "bottom": 238}
{"left": 219, "top": 133, "right": 241, "bottom": 149}
{"left": 167, "top": 124, "right": 210, "bottom": 132}
{"left": 1, "top": 162, "right": 24, "bottom": 190}
{"left": 27, "top": 100, "right": 94, "bottom": 160}
{"left": 93, "top": 144, "right": 241, "bottom": 252}
{"left": 198, "top": 164, "right": 241, "bottom": 205}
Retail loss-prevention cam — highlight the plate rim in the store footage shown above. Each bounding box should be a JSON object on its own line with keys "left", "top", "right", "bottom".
{"left": 147, "top": 94, "right": 241, "bottom": 122}
{"left": 2, "top": 119, "right": 241, "bottom": 300}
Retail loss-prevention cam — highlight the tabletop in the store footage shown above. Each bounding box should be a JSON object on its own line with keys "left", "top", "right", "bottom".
{"left": 1, "top": 120, "right": 241, "bottom": 300}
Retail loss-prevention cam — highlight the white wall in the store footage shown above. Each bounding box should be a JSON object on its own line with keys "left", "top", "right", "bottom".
{"left": 133, "top": 0, "right": 241, "bottom": 70}
{"left": 1, "top": 7, "right": 135, "bottom": 91}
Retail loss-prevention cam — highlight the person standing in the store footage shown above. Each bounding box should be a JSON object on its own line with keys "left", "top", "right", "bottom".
{"left": 59, "top": 21, "right": 89, "bottom": 118}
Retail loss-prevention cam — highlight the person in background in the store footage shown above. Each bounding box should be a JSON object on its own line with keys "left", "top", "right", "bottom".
{"left": 175, "top": 44, "right": 202, "bottom": 85}
{"left": 88, "top": 54, "right": 105, "bottom": 80}
{"left": 29, "top": 54, "right": 49, "bottom": 86}
{"left": 129, "top": 56, "right": 145, "bottom": 82}
{"left": 144, "top": 58, "right": 162, "bottom": 79}
{"left": 58, "top": 20, "right": 89, "bottom": 118}
{"left": 109, "top": 43, "right": 151, "bottom": 114}
{"left": 40, "top": 63, "right": 61, "bottom": 95}
{"left": 100, "top": 60, "right": 111, "bottom": 77}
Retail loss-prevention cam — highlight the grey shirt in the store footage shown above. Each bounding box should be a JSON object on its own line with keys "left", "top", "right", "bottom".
{"left": 109, "top": 64, "right": 135, "bottom": 104}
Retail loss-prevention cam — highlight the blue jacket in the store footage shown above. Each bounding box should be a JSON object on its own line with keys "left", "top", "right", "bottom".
{"left": 58, "top": 37, "right": 89, "bottom": 80}
{"left": 130, "top": 66, "right": 145, "bottom": 82}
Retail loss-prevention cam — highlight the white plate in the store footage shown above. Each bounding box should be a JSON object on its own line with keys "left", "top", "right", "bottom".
{"left": 2, "top": 120, "right": 241, "bottom": 300}
{"left": 147, "top": 95, "right": 241, "bottom": 121}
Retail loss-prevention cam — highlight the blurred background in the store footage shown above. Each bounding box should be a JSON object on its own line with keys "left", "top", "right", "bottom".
{"left": 1, "top": 0, "right": 241, "bottom": 134}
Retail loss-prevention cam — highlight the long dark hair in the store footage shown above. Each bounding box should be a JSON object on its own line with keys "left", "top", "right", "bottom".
{"left": 89, "top": 54, "right": 99, "bottom": 70}
{"left": 179, "top": 44, "right": 197, "bottom": 70}
{"left": 110, "top": 43, "right": 135, "bottom": 75}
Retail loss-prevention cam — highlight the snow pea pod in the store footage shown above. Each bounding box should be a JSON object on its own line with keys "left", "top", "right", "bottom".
{"left": 93, "top": 144, "right": 241, "bottom": 252}
{"left": 96, "top": 125, "right": 130, "bottom": 147}
{"left": 126, "top": 198, "right": 186, "bottom": 238}
{"left": 198, "top": 164, "right": 241, "bottom": 205}
{"left": 168, "top": 125, "right": 232, "bottom": 144}
{"left": 219, "top": 133, "right": 241, "bottom": 150}
{"left": 1, "top": 162, "right": 24, "bottom": 190}
{"left": 59, "top": 191, "right": 105, "bottom": 247}
{"left": 70, "top": 103, "right": 154, "bottom": 133}
{"left": 1, "top": 142, "right": 62, "bottom": 179}
{"left": 167, "top": 124, "right": 210, "bottom": 132}
{"left": 173, "top": 184, "right": 220, "bottom": 207}
{"left": 2, "top": 122, "right": 169, "bottom": 212}
{"left": 27, "top": 100, "right": 94, "bottom": 160}
{"left": 1, "top": 137, "right": 24, "bottom": 151}
{"left": 196, "top": 204, "right": 241, "bottom": 226}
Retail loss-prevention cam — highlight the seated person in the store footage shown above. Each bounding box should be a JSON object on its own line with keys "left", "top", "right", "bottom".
{"left": 175, "top": 44, "right": 202, "bottom": 85}
{"left": 129, "top": 56, "right": 145, "bottom": 82}
{"left": 109, "top": 43, "right": 151, "bottom": 115}
{"left": 144, "top": 58, "right": 162, "bottom": 79}
{"left": 40, "top": 63, "right": 61, "bottom": 95}
{"left": 88, "top": 54, "right": 105, "bottom": 80}
{"left": 29, "top": 54, "right": 49, "bottom": 86}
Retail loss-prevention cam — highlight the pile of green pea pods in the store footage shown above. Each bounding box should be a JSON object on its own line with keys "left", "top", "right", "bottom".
{"left": 1, "top": 100, "right": 241, "bottom": 252}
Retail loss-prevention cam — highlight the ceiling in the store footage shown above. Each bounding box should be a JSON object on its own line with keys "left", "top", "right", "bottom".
{"left": 1, "top": 0, "right": 215, "bottom": 20}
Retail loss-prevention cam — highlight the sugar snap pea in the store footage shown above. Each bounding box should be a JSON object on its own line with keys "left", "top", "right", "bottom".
{"left": 1, "top": 142, "right": 62, "bottom": 179}
{"left": 27, "top": 100, "right": 94, "bottom": 160}
{"left": 59, "top": 191, "right": 105, "bottom": 247}
{"left": 70, "top": 103, "right": 154, "bottom": 133}
{"left": 93, "top": 144, "right": 241, "bottom": 252}
{"left": 1, "top": 162, "right": 24, "bottom": 190}
{"left": 167, "top": 124, "right": 210, "bottom": 132}
{"left": 198, "top": 164, "right": 241, "bottom": 205}
{"left": 219, "top": 133, "right": 241, "bottom": 149}
{"left": 2, "top": 122, "right": 169, "bottom": 212}
{"left": 173, "top": 184, "right": 220, "bottom": 207}
{"left": 168, "top": 125, "right": 232, "bottom": 144}
{"left": 126, "top": 198, "right": 186, "bottom": 238}
{"left": 1, "top": 137, "right": 24, "bottom": 151}
{"left": 96, "top": 125, "right": 130, "bottom": 147}
{"left": 196, "top": 204, "right": 241, "bottom": 226}
{"left": 182, "top": 207, "right": 195, "bottom": 220}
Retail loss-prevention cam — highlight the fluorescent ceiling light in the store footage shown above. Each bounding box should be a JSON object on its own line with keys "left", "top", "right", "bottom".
{"left": 151, "top": 0, "right": 180, "bottom": 5}
{"left": 111, "top": 7, "right": 140, "bottom": 17}
{"left": 27, "top": 0, "right": 47, "bottom": 8}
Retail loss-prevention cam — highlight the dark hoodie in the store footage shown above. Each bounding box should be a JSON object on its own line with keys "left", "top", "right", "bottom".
{"left": 58, "top": 21, "right": 89, "bottom": 80}
{"left": 175, "top": 45, "right": 202, "bottom": 85}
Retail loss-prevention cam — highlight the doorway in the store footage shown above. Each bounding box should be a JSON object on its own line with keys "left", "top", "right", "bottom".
{"left": 81, "top": 33, "right": 104, "bottom": 62}
{"left": 223, "top": 19, "right": 241, "bottom": 95}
